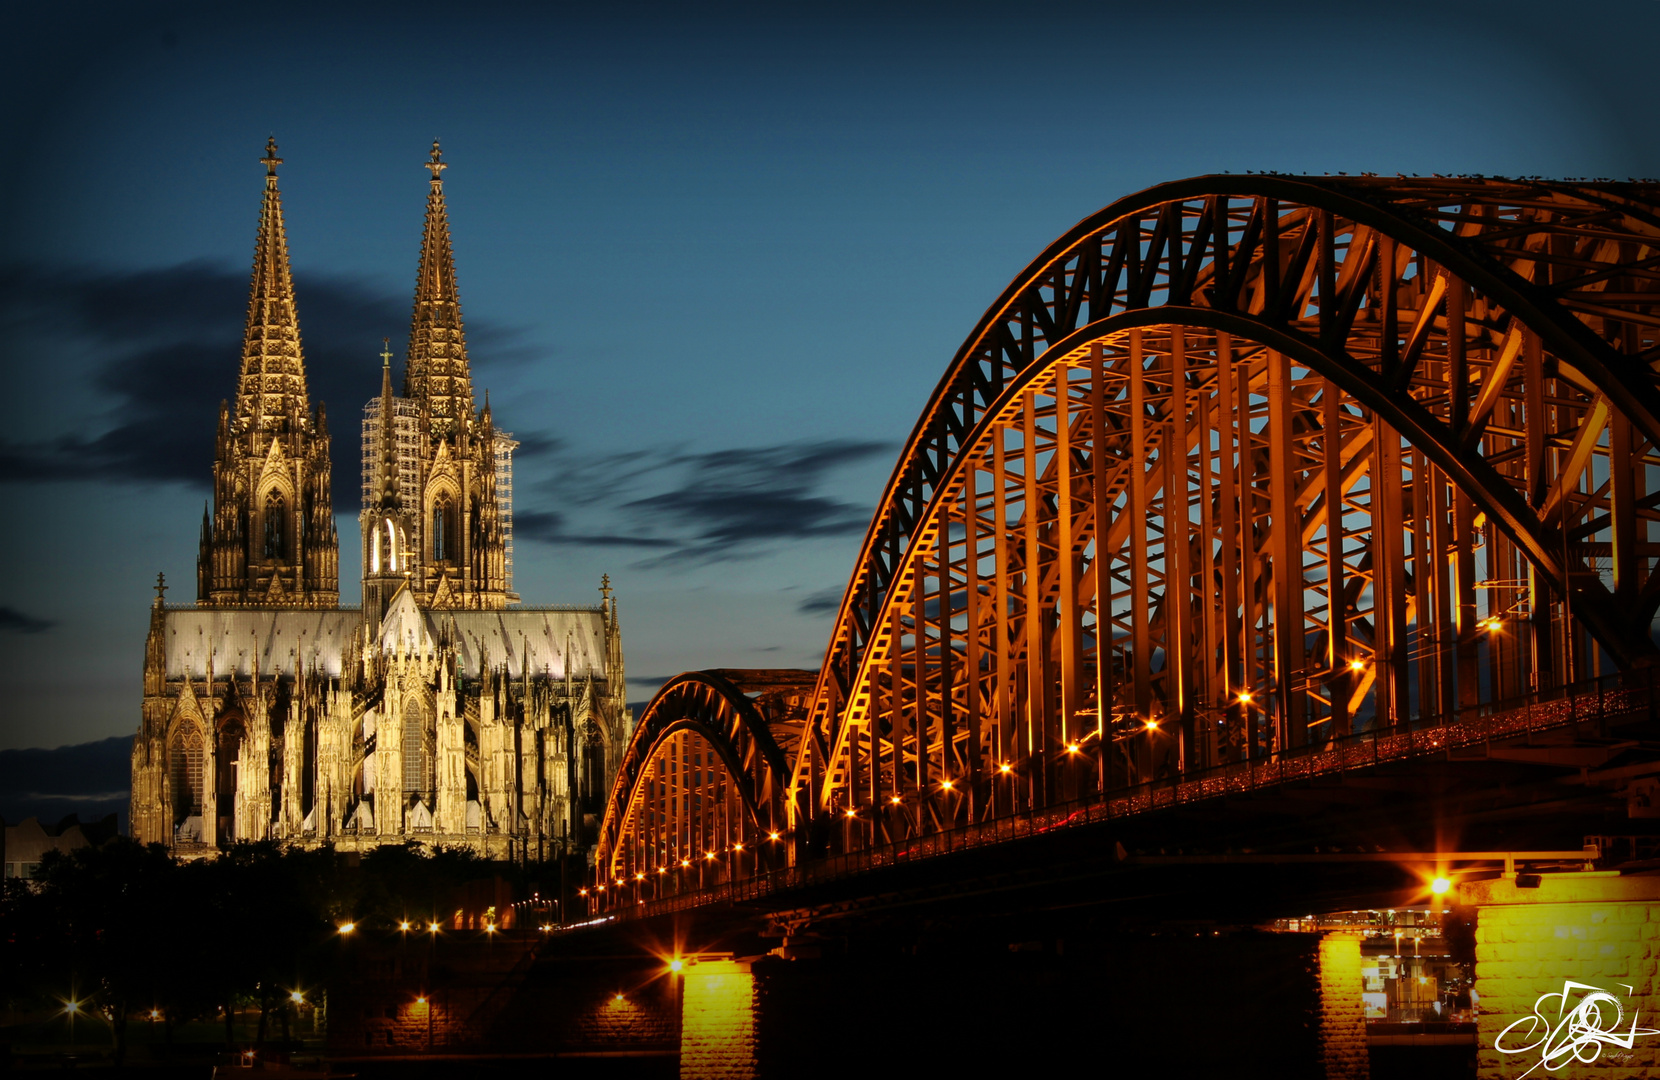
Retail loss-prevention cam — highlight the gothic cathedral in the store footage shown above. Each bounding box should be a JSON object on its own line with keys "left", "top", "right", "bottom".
{"left": 130, "top": 140, "right": 632, "bottom": 861}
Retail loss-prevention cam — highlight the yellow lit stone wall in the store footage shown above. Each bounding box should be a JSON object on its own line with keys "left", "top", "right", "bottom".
{"left": 680, "top": 960, "right": 757, "bottom": 1080}
{"left": 1319, "top": 932, "right": 1369, "bottom": 1080}
{"left": 1467, "top": 875, "right": 1660, "bottom": 1079}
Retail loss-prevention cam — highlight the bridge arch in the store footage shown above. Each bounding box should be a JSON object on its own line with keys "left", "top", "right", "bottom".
{"left": 595, "top": 670, "right": 803, "bottom": 889}
{"left": 795, "top": 175, "right": 1660, "bottom": 833}
{"left": 594, "top": 176, "right": 1660, "bottom": 900}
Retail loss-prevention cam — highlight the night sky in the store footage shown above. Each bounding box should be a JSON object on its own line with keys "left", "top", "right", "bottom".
{"left": 3, "top": 0, "right": 1658, "bottom": 751}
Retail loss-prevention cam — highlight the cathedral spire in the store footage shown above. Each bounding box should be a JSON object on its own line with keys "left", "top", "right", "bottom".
{"left": 404, "top": 138, "right": 472, "bottom": 438}
{"left": 235, "top": 137, "right": 311, "bottom": 436}
{"left": 377, "top": 338, "right": 400, "bottom": 509}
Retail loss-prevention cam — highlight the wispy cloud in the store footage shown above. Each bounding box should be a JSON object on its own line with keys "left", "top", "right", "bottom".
{"left": 515, "top": 437, "right": 892, "bottom": 565}
{"left": 0, "top": 606, "right": 54, "bottom": 634}
{"left": 0, "top": 262, "right": 539, "bottom": 499}
{"left": 795, "top": 586, "right": 843, "bottom": 615}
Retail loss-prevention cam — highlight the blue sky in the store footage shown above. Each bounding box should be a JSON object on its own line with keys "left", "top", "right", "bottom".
{"left": 2, "top": 0, "right": 1657, "bottom": 750}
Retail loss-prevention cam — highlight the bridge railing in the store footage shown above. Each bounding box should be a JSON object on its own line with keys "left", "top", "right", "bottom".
{"left": 595, "top": 670, "right": 1656, "bottom": 922}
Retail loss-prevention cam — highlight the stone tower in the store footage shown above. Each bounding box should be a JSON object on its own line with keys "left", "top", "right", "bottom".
{"left": 362, "top": 140, "right": 512, "bottom": 620}
{"left": 198, "top": 138, "right": 339, "bottom": 607}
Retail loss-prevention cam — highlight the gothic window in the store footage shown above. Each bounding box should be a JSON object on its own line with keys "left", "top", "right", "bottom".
{"left": 384, "top": 518, "right": 399, "bottom": 572}
{"left": 169, "top": 724, "right": 204, "bottom": 822}
{"left": 263, "top": 492, "right": 286, "bottom": 559}
{"left": 580, "top": 721, "right": 605, "bottom": 812}
{"left": 217, "top": 717, "right": 245, "bottom": 839}
{"left": 402, "top": 698, "right": 429, "bottom": 796}
{"left": 432, "top": 496, "right": 455, "bottom": 563}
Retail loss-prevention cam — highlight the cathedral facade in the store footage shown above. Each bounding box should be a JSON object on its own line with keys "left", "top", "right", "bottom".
{"left": 130, "top": 140, "right": 630, "bottom": 861}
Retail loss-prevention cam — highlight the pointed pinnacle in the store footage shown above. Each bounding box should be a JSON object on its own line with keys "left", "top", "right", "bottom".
{"left": 261, "top": 136, "right": 282, "bottom": 179}
{"left": 381, "top": 337, "right": 393, "bottom": 369}
{"left": 426, "top": 139, "right": 447, "bottom": 181}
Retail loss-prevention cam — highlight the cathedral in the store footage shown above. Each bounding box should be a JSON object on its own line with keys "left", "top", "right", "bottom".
{"left": 129, "top": 140, "right": 631, "bottom": 862}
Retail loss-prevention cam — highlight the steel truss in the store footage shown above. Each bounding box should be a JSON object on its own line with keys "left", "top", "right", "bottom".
{"left": 597, "top": 175, "right": 1660, "bottom": 891}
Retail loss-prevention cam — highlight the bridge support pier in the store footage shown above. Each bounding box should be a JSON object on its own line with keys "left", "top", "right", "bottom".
{"left": 1466, "top": 874, "right": 1660, "bottom": 1078}
{"left": 1318, "top": 932, "right": 1369, "bottom": 1080}
{"left": 679, "top": 958, "right": 758, "bottom": 1080}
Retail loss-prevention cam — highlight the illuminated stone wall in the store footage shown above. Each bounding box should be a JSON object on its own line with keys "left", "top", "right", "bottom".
{"left": 1467, "top": 875, "right": 1660, "bottom": 1078}
{"left": 680, "top": 960, "right": 757, "bottom": 1080}
{"left": 1318, "top": 932, "right": 1368, "bottom": 1080}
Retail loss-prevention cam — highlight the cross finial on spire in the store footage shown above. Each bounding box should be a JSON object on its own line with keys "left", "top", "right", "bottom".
{"left": 426, "top": 139, "right": 447, "bottom": 181}
{"left": 381, "top": 337, "right": 393, "bottom": 368}
{"left": 261, "top": 136, "right": 282, "bottom": 178}
{"left": 155, "top": 572, "right": 168, "bottom": 604}
{"left": 599, "top": 574, "right": 612, "bottom": 602}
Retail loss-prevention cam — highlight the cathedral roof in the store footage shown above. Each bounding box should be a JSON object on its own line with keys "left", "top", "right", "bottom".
{"left": 161, "top": 608, "right": 359, "bottom": 680}
{"left": 403, "top": 139, "right": 473, "bottom": 435}
{"left": 234, "top": 137, "right": 312, "bottom": 436}
{"left": 382, "top": 601, "right": 611, "bottom": 680}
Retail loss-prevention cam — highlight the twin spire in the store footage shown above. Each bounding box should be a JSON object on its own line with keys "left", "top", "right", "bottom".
{"left": 234, "top": 136, "right": 311, "bottom": 436}
{"left": 404, "top": 138, "right": 474, "bottom": 438}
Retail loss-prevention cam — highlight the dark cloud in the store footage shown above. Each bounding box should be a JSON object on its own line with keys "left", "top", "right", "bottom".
{"left": 0, "top": 262, "right": 537, "bottom": 500}
{"left": 514, "top": 509, "right": 676, "bottom": 549}
{"left": 0, "top": 606, "right": 54, "bottom": 633}
{"left": 517, "top": 438, "right": 892, "bottom": 565}
{"left": 627, "top": 676, "right": 671, "bottom": 690}
{"left": 796, "top": 587, "right": 843, "bottom": 615}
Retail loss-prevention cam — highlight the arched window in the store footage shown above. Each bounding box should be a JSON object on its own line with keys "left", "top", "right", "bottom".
{"left": 169, "top": 724, "right": 204, "bottom": 823}
{"left": 263, "top": 492, "right": 286, "bottom": 559}
{"left": 432, "top": 496, "right": 456, "bottom": 563}
{"left": 402, "top": 698, "right": 429, "bottom": 796}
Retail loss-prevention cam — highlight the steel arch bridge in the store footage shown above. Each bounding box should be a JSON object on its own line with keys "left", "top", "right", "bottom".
{"left": 594, "top": 174, "right": 1660, "bottom": 900}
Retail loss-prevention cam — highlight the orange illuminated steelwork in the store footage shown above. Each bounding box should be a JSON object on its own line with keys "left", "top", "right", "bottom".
{"left": 593, "top": 175, "right": 1660, "bottom": 905}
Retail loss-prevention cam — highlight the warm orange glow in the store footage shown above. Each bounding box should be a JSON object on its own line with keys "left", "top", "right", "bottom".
{"left": 579, "top": 888, "right": 588, "bottom": 896}
{"left": 289, "top": 991, "right": 303, "bottom": 1004}
{"left": 769, "top": 832, "right": 780, "bottom": 841}
{"left": 1431, "top": 876, "right": 1452, "bottom": 895}
{"left": 596, "top": 885, "right": 606, "bottom": 892}
{"left": 845, "top": 808, "right": 858, "bottom": 817}
{"left": 658, "top": 866, "right": 667, "bottom": 874}
{"left": 669, "top": 959, "right": 684, "bottom": 973}
{"left": 999, "top": 763, "right": 1012, "bottom": 774}
{"left": 1066, "top": 743, "right": 1080, "bottom": 754}
{"left": 1237, "top": 690, "right": 1253, "bottom": 704}
{"left": 338, "top": 922, "right": 355, "bottom": 935}
{"left": 415, "top": 996, "right": 427, "bottom": 1005}
{"left": 706, "top": 851, "right": 717, "bottom": 860}
{"left": 429, "top": 922, "right": 440, "bottom": 933}
{"left": 939, "top": 779, "right": 954, "bottom": 790}
{"left": 399, "top": 921, "right": 411, "bottom": 931}
{"left": 635, "top": 872, "right": 645, "bottom": 881}
{"left": 733, "top": 842, "right": 744, "bottom": 851}
{"left": 681, "top": 858, "right": 692, "bottom": 867}
{"left": 149, "top": 1010, "right": 161, "bottom": 1020}
{"left": 1481, "top": 618, "right": 1502, "bottom": 633}
{"left": 1348, "top": 659, "right": 1366, "bottom": 672}
{"left": 613, "top": 993, "right": 625, "bottom": 1003}
{"left": 890, "top": 795, "right": 903, "bottom": 804}
{"left": 1143, "top": 718, "right": 1159, "bottom": 730}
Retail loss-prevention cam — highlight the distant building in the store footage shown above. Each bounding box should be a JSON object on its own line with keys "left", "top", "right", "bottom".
{"left": 3, "top": 814, "right": 119, "bottom": 880}
{"left": 129, "top": 140, "right": 632, "bottom": 862}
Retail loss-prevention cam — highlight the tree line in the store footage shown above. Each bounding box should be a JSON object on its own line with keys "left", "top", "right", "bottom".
{"left": 0, "top": 837, "right": 512, "bottom": 1063}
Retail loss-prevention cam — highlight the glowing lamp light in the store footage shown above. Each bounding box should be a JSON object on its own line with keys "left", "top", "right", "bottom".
{"left": 1237, "top": 690, "right": 1253, "bottom": 704}
{"left": 596, "top": 885, "right": 606, "bottom": 893}
{"left": 845, "top": 808, "right": 858, "bottom": 818}
{"left": 658, "top": 866, "right": 667, "bottom": 874}
{"left": 399, "top": 921, "right": 411, "bottom": 931}
{"left": 769, "top": 832, "right": 781, "bottom": 841}
{"left": 635, "top": 872, "right": 645, "bottom": 881}
{"left": 243, "top": 1050, "right": 256, "bottom": 1061}
{"left": 149, "top": 1010, "right": 161, "bottom": 1020}
{"left": 416, "top": 996, "right": 427, "bottom": 1005}
{"left": 669, "top": 959, "right": 684, "bottom": 973}
{"left": 706, "top": 851, "right": 717, "bottom": 861}
{"left": 733, "top": 842, "right": 744, "bottom": 851}
{"left": 1348, "top": 659, "right": 1366, "bottom": 672}
{"left": 940, "top": 779, "right": 955, "bottom": 790}
{"left": 890, "top": 795, "right": 903, "bottom": 805}
{"left": 485, "top": 924, "right": 496, "bottom": 934}
{"left": 64, "top": 1001, "right": 79, "bottom": 1014}
{"left": 1144, "top": 717, "right": 1160, "bottom": 730}
{"left": 999, "top": 763, "right": 1013, "bottom": 774}
{"left": 1067, "top": 743, "right": 1080, "bottom": 754}
{"left": 338, "top": 922, "right": 355, "bottom": 935}
{"left": 1481, "top": 618, "right": 1502, "bottom": 632}
{"left": 613, "top": 993, "right": 625, "bottom": 1003}
{"left": 290, "top": 991, "right": 304, "bottom": 1004}
{"left": 579, "top": 888, "right": 589, "bottom": 896}
{"left": 681, "top": 858, "right": 691, "bottom": 867}
{"left": 1431, "top": 876, "right": 1452, "bottom": 895}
